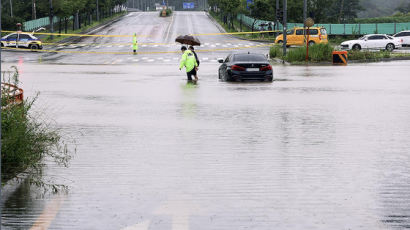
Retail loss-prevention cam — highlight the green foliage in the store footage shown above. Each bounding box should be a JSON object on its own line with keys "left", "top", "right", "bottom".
{"left": 1, "top": 0, "right": 128, "bottom": 30}
{"left": 283, "top": 43, "right": 334, "bottom": 62}
{"left": 1, "top": 67, "right": 74, "bottom": 191}
{"left": 269, "top": 45, "right": 282, "bottom": 58}
{"left": 355, "top": 12, "right": 410, "bottom": 23}
{"left": 348, "top": 50, "right": 391, "bottom": 60}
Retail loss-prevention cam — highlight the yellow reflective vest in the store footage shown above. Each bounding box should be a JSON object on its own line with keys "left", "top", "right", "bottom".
{"left": 179, "top": 50, "right": 198, "bottom": 72}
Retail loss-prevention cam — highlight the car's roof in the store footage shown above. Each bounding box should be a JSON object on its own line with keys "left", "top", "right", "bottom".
{"left": 363, "top": 34, "right": 388, "bottom": 36}
{"left": 292, "top": 27, "right": 325, "bottom": 29}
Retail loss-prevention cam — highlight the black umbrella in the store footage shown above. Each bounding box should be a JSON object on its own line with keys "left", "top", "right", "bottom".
{"left": 175, "top": 35, "right": 201, "bottom": 46}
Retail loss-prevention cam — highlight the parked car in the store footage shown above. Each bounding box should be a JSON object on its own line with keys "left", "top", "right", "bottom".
{"left": 218, "top": 53, "right": 273, "bottom": 82}
{"left": 393, "top": 30, "right": 410, "bottom": 47}
{"left": 1, "top": 32, "right": 43, "bottom": 50}
{"left": 275, "top": 27, "right": 328, "bottom": 47}
{"left": 340, "top": 34, "right": 401, "bottom": 51}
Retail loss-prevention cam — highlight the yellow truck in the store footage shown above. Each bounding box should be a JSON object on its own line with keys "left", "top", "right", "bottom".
{"left": 275, "top": 27, "right": 328, "bottom": 46}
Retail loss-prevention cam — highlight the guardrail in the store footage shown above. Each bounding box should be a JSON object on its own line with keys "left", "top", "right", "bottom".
{"left": 237, "top": 14, "right": 410, "bottom": 35}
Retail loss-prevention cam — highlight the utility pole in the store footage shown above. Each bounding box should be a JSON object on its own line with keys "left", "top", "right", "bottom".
{"left": 282, "top": 0, "right": 287, "bottom": 57}
{"left": 9, "top": 0, "right": 13, "bottom": 17}
{"left": 49, "top": 0, "right": 54, "bottom": 39}
{"left": 303, "top": 0, "right": 307, "bottom": 45}
{"left": 275, "top": 0, "right": 279, "bottom": 33}
{"left": 97, "top": 0, "right": 100, "bottom": 21}
{"left": 303, "top": 0, "right": 307, "bottom": 24}
{"left": 0, "top": 0, "right": 3, "bottom": 226}
{"left": 32, "top": 0, "right": 37, "bottom": 19}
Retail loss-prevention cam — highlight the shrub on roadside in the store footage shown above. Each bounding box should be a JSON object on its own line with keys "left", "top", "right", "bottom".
{"left": 348, "top": 50, "right": 391, "bottom": 61}
{"left": 269, "top": 45, "right": 283, "bottom": 58}
{"left": 284, "top": 43, "right": 334, "bottom": 63}
{"left": 1, "top": 67, "right": 74, "bottom": 192}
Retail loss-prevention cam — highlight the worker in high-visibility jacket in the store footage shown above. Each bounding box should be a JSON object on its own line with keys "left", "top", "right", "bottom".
{"left": 133, "top": 33, "right": 138, "bottom": 54}
{"left": 179, "top": 46, "right": 198, "bottom": 81}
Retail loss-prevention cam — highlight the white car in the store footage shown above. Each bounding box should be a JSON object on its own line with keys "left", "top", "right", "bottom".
{"left": 1, "top": 32, "right": 43, "bottom": 50}
{"left": 340, "top": 34, "right": 402, "bottom": 52}
{"left": 393, "top": 30, "right": 410, "bottom": 47}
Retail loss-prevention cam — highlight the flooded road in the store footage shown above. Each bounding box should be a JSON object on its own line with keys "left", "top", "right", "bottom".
{"left": 1, "top": 61, "right": 410, "bottom": 229}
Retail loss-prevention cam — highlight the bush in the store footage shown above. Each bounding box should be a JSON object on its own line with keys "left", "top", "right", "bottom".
{"left": 269, "top": 45, "right": 282, "bottom": 58}
{"left": 284, "top": 43, "right": 334, "bottom": 63}
{"left": 159, "top": 8, "right": 173, "bottom": 17}
{"left": 1, "top": 67, "right": 74, "bottom": 192}
{"left": 348, "top": 50, "right": 391, "bottom": 61}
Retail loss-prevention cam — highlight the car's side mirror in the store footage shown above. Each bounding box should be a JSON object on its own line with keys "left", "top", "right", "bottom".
{"left": 365, "top": 38, "right": 368, "bottom": 41}
{"left": 217, "top": 58, "right": 224, "bottom": 63}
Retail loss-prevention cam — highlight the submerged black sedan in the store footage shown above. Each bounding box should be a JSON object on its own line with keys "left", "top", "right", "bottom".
{"left": 218, "top": 53, "right": 273, "bottom": 82}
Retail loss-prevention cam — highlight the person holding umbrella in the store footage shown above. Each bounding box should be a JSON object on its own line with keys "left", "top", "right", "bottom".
{"left": 175, "top": 35, "right": 201, "bottom": 81}
{"left": 179, "top": 46, "right": 198, "bottom": 81}
{"left": 189, "top": 46, "right": 200, "bottom": 81}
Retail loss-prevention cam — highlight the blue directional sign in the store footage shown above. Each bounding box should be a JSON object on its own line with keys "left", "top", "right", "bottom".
{"left": 183, "top": 2, "right": 195, "bottom": 9}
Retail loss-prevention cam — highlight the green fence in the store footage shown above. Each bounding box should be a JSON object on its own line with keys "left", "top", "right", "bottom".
{"left": 237, "top": 14, "right": 410, "bottom": 35}
{"left": 23, "top": 16, "right": 75, "bottom": 32}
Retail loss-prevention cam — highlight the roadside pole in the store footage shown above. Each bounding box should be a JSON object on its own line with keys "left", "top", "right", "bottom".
{"left": 97, "top": 0, "right": 100, "bottom": 21}
{"left": 275, "top": 0, "right": 279, "bottom": 35}
{"left": 303, "top": 0, "right": 307, "bottom": 45}
{"left": 49, "top": 0, "right": 54, "bottom": 40}
{"left": 282, "top": 0, "right": 287, "bottom": 57}
{"left": 1, "top": 0, "right": 3, "bottom": 228}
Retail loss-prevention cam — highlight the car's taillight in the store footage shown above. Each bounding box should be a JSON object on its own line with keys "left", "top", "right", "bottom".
{"left": 231, "top": 65, "right": 246, "bottom": 71}
{"left": 260, "top": 65, "right": 272, "bottom": 71}
{"left": 319, "top": 35, "right": 322, "bottom": 40}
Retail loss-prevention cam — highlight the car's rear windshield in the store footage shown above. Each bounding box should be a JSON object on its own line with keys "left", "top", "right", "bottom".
{"left": 320, "top": 29, "right": 327, "bottom": 35}
{"left": 234, "top": 54, "right": 267, "bottom": 62}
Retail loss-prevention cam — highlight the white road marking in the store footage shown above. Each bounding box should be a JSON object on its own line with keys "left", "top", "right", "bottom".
{"left": 164, "top": 59, "right": 171, "bottom": 62}
{"left": 142, "top": 57, "right": 148, "bottom": 60}
{"left": 132, "top": 59, "right": 139, "bottom": 62}
{"left": 147, "top": 59, "right": 154, "bottom": 62}
{"left": 30, "top": 196, "right": 64, "bottom": 230}
{"left": 107, "top": 45, "right": 112, "bottom": 48}
{"left": 202, "top": 57, "right": 209, "bottom": 60}
{"left": 119, "top": 45, "right": 124, "bottom": 48}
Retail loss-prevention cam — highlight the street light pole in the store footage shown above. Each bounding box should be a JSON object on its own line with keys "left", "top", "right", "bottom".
{"left": 275, "top": 0, "right": 279, "bottom": 33}
{"left": 283, "top": 0, "right": 287, "bottom": 57}
{"left": 0, "top": 0, "right": 3, "bottom": 226}
{"left": 97, "top": 0, "right": 100, "bottom": 21}
{"left": 32, "top": 0, "right": 37, "bottom": 19}
{"left": 303, "top": 0, "right": 307, "bottom": 45}
{"left": 49, "top": 0, "right": 54, "bottom": 39}
{"left": 303, "top": 0, "right": 307, "bottom": 23}
{"left": 9, "top": 0, "right": 13, "bottom": 17}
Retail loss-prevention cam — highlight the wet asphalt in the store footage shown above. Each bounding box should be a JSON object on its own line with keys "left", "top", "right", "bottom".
{"left": 1, "top": 11, "right": 410, "bottom": 230}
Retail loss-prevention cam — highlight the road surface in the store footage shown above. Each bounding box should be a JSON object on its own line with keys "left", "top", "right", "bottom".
{"left": 1, "top": 11, "right": 410, "bottom": 230}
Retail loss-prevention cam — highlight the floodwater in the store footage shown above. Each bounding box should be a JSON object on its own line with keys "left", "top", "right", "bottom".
{"left": 1, "top": 61, "right": 410, "bottom": 229}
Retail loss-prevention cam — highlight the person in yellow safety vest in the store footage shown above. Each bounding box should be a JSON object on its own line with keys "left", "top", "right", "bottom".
{"left": 133, "top": 33, "right": 138, "bottom": 54}
{"left": 179, "top": 46, "right": 198, "bottom": 81}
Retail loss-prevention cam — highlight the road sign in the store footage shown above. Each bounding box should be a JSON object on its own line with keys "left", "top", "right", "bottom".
{"left": 182, "top": 2, "right": 195, "bottom": 9}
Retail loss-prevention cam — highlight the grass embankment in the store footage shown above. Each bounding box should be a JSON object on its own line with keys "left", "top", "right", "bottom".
{"left": 270, "top": 43, "right": 410, "bottom": 63}
{"left": 209, "top": 11, "right": 276, "bottom": 42}
{"left": 42, "top": 12, "right": 126, "bottom": 43}
{"left": 1, "top": 67, "right": 73, "bottom": 191}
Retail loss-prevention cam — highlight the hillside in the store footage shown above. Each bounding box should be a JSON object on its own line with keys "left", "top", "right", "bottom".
{"left": 358, "top": 0, "right": 407, "bottom": 17}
